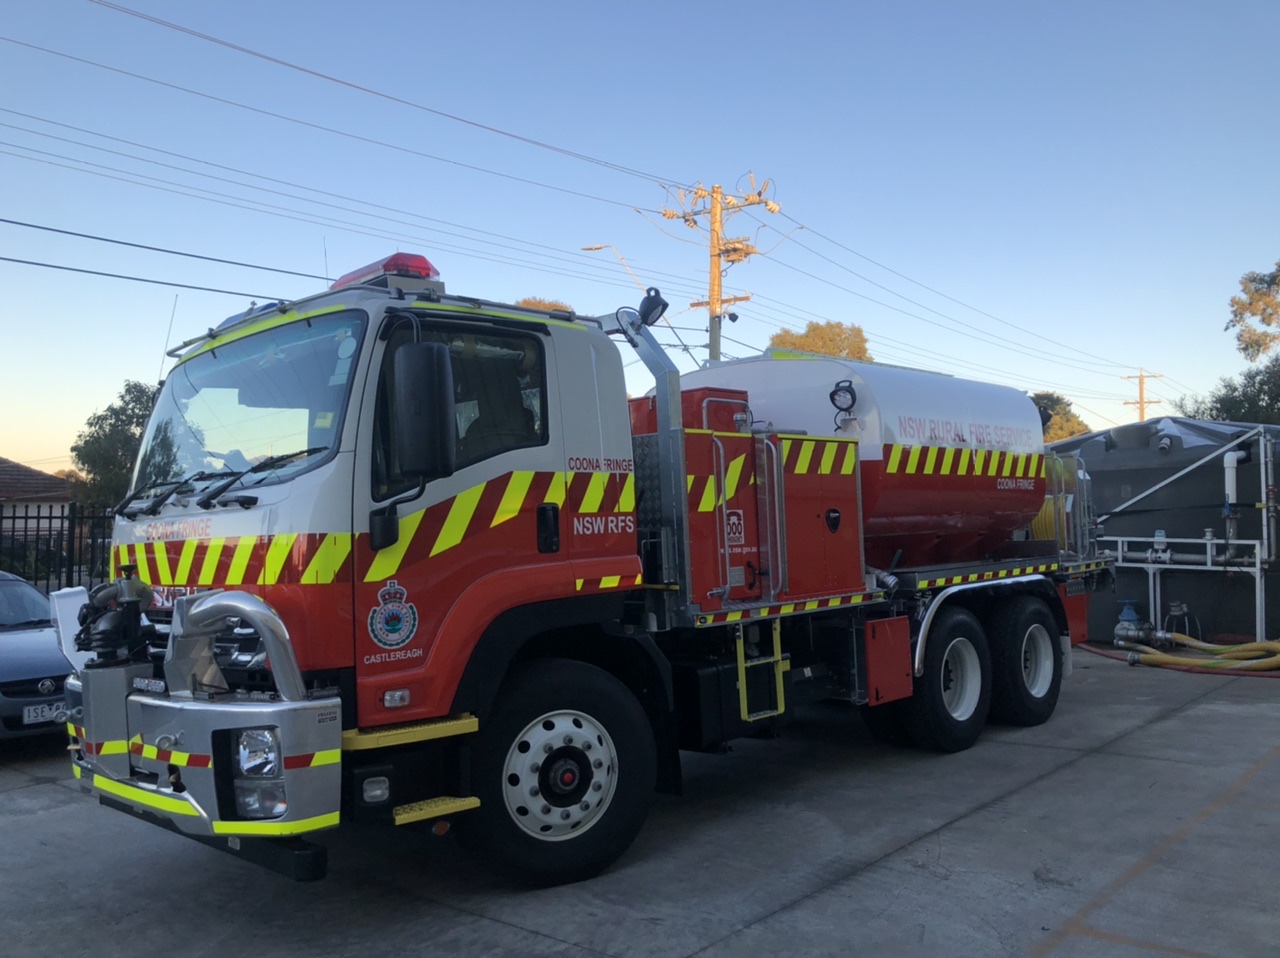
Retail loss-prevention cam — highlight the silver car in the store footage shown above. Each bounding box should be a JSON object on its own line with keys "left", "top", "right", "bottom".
{"left": 0, "top": 571, "right": 72, "bottom": 738}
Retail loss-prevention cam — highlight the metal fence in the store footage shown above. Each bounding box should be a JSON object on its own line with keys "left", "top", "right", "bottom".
{"left": 0, "top": 503, "right": 116, "bottom": 594}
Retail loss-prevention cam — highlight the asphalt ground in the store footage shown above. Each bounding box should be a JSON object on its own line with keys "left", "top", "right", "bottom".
{"left": 2, "top": 649, "right": 1277, "bottom": 958}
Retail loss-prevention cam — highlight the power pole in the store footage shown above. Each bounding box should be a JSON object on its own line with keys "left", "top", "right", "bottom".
{"left": 1123, "top": 368, "right": 1164, "bottom": 421}
{"left": 661, "top": 178, "right": 781, "bottom": 361}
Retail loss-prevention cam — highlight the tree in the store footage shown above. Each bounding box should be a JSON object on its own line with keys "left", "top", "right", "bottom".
{"left": 1173, "top": 354, "right": 1280, "bottom": 424}
{"left": 1225, "top": 259, "right": 1280, "bottom": 361}
{"left": 1032, "top": 391, "right": 1090, "bottom": 442}
{"left": 768, "top": 321, "right": 872, "bottom": 360}
{"left": 516, "top": 296, "right": 573, "bottom": 313}
{"left": 70, "top": 380, "right": 158, "bottom": 506}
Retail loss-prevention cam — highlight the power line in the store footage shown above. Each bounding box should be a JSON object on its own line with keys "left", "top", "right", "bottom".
{"left": 0, "top": 256, "right": 280, "bottom": 299}
{"left": 89, "top": 1, "right": 693, "bottom": 190}
{"left": 0, "top": 36, "right": 654, "bottom": 212}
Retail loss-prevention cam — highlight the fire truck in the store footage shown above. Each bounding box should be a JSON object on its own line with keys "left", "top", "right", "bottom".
{"left": 57, "top": 253, "right": 1109, "bottom": 884}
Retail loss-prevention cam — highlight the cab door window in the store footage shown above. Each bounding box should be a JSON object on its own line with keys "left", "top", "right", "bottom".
{"left": 373, "top": 323, "right": 548, "bottom": 501}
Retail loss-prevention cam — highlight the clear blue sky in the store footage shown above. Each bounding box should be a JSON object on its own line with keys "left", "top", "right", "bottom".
{"left": 2, "top": 0, "right": 1277, "bottom": 473}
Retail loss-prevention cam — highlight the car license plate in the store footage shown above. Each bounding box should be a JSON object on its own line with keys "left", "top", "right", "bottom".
{"left": 22, "top": 701, "right": 63, "bottom": 725}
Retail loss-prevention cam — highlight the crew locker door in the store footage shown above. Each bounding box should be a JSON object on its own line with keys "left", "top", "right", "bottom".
{"left": 350, "top": 311, "right": 571, "bottom": 728}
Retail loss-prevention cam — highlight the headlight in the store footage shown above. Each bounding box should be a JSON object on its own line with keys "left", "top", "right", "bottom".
{"left": 234, "top": 781, "right": 288, "bottom": 819}
{"left": 236, "top": 728, "right": 280, "bottom": 777}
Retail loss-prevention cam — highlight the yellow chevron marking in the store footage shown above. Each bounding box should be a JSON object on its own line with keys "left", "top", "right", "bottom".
{"left": 617, "top": 473, "right": 636, "bottom": 512}
{"left": 686, "top": 474, "right": 696, "bottom": 493}
{"left": 804, "top": 600, "right": 820, "bottom": 610}
{"left": 988, "top": 451, "right": 1001, "bottom": 477}
{"left": 1002, "top": 453, "right": 1014, "bottom": 478}
{"left": 600, "top": 575, "right": 621, "bottom": 589}
{"left": 795, "top": 440, "right": 815, "bottom": 474}
{"left": 431, "top": 484, "right": 485, "bottom": 557}
{"left": 129, "top": 544, "right": 151, "bottom": 585}
{"left": 580, "top": 472, "right": 608, "bottom": 514}
{"left": 841, "top": 443, "right": 858, "bottom": 475}
{"left": 226, "top": 536, "right": 257, "bottom": 585}
{"left": 924, "top": 446, "right": 939, "bottom": 475}
{"left": 545, "top": 472, "right": 569, "bottom": 507}
{"left": 575, "top": 579, "right": 584, "bottom": 591}
{"left": 698, "top": 476, "right": 718, "bottom": 513}
{"left": 725, "top": 454, "right": 746, "bottom": 502}
{"left": 175, "top": 538, "right": 197, "bottom": 585}
{"left": 1015, "top": 454, "right": 1027, "bottom": 478}
{"left": 364, "top": 509, "right": 426, "bottom": 582}
{"left": 302, "top": 533, "right": 351, "bottom": 584}
{"left": 973, "top": 449, "right": 986, "bottom": 474}
{"left": 906, "top": 446, "right": 922, "bottom": 474}
{"left": 958, "top": 449, "right": 971, "bottom": 476}
{"left": 151, "top": 542, "right": 172, "bottom": 586}
{"left": 782, "top": 439, "right": 793, "bottom": 463}
{"left": 1031, "top": 454, "right": 1042, "bottom": 477}
{"left": 309, "top": 749, "right": 341, "bottom": 767}
{"left": 198, "top": 538, "right": 225, "bottom": 586}
{"left": 114, "top": 545, "right": 127, "bottom": 578}
{"left": 940, "top": 447, "right": 955, "bottom": 475}
{"left": 259, "top": 533, "right": 298, "bottom": 585}
{"left": 493, "top": 472, "right": 534, "bottom": 527}
{"left": 819, "top": 442, "right": 838, "bottom": 475}
{"left": 887, "top": 444, "right": 904, "bottom": 473}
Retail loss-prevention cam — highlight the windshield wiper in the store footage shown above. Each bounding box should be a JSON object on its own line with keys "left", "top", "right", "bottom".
{"left": 135, "top": 470, "right": 232, "bottom": 518}
{"left": 196, "top": 446, "right": 329, "bottom": 509}
{"left": 114, "top": 478, "right": 190, "bottom": 519}
{"left": 2, "top": 618, "right": 52, "bottom": 629}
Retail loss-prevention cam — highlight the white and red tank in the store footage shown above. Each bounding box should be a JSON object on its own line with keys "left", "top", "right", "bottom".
{"left": 678, "top": 353, "right": 1047, "bottom": 569}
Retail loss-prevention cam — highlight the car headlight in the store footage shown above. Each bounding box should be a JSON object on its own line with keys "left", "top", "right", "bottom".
{"left": 236, "top": 728, "right": 280, "bottom": 777}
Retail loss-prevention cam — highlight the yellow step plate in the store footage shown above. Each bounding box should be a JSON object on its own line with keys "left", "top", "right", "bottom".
{"left": 393, "top": 796, "right": 480, "bottom": 826}
{"left": 342, "top": 713, "right": 478, "bottom": 751}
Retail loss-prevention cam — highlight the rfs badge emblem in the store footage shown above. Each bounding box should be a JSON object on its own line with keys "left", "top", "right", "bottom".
{"left": 368, "top": 580, "right": 418, "bottom": 650}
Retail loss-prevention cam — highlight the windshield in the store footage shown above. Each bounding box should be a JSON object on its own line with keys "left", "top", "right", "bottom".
{"left": 0, "top": 580, "right": 52, "bottom": 629}
{"left": 132, "top": 310, "right": 365, "bottom": 494}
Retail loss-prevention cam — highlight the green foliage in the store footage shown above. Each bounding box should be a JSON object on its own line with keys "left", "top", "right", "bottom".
{"left": 1031, "top": 391, "right": 1090, "bottom": 442}
{"left": 1174, "top": 354, "right": 1280, "bottom": 424}
{"left": 70, "top": 380, "right": 158, "bottom": 507}
{"left": 768, "top": 321, "right": 872, "bottom": 360}
{"left": 1225, "top": 260, "right": 1280, "bottom": 361}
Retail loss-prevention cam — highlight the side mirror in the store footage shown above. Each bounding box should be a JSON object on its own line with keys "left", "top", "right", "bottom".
{"left": 393, "top": 342, "right": 456, "bottom": 481}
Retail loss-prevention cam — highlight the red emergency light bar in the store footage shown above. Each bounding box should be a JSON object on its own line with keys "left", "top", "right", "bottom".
{"left": 330, "top": 253, "right": 441, "bottom": 290}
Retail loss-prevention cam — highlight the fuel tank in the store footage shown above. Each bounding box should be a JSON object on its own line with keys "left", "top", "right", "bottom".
{"left": 679, "top": 354, "right": 1047, "bottom": 568}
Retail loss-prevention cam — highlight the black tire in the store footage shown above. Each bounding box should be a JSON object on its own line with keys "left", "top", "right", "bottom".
{"left": 989, "top": 596, "right": 1063, "bottom": 726}
{"left": 904, "top": 607, "right": 991, "bottom": 753}
{"left": 859, "top": 701, "right": 913, "bottom": 747}
{"left": 458, "top": 659, "right": 656, "bottom": 886}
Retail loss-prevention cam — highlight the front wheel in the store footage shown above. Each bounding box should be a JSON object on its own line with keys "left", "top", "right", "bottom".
{"left": 989, "top": 596, "right": 1063, "bottom": 726}
{"left": 904, "top": 607, "right": 991, "bottom": 753}
{"left": 459, "top": 659, "right": 656, "bottom": 886}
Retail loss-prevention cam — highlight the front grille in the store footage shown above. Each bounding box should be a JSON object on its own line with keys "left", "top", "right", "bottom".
{"left": 0, "top": 676, "right": 66, "bottom": 699}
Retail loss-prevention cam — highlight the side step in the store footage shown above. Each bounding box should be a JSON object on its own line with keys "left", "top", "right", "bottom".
{"left": 342, "top": 713, "right": 478, "bottom": 751}
{"left": 393, "top": 795, "right": 480, "bottom": 826}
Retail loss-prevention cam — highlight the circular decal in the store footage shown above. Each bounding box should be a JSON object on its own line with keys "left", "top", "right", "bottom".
{"left": 368, "top": 580, "right": 419, "bottom": 651}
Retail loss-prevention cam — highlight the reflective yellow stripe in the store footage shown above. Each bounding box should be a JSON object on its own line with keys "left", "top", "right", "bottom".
{"left": 545, "top": 472, "right": 569, "bottom": 507}
{"left": 1002, "top": 453, "right": 1014, "bottom": 477}
{"left": 174, "top": 538, "right": 198, "bottom": 585}
{"left": 179, "top": 305, "right": 349, "bottom": 364}
{"left": 698, "top": 477, "right": 717, "bottom": 512}
{"left": 114, "top": 545, "right": 127, "bottom": 578}
{"left": 198, "top": 537, "right": 225, "bottom": 586}
{"left": 941, "top": 447, "right": 956, "bottom": 475}
{"left": 795, "top": 440, "right": 815, "bottom": 474}
{"left": 580, "top": 472, "right": 608, "bottom": 514}
{"left": 686, "top": 475, "right": 696, "bottom": 493}
{"left": 600, "top": 575, "right": 621, "bottom": 589}
{"left": 958, "top": 449, "right": 971, "bottom": 476}
{"left": 887, "top": 444, "right": 903, "bottom": 473}
{"left": 309, "top": 749, "right": 341, "bottom": 767}
{"left": 617, "top": 473, "right": 635, "bottom": 512}
{"left": 492, "top": 472, "right": 534, "bottom": 526}
{"left": 302, "top": 533, "right": 351, "bottom": 584}
{"left": 93, "top": 775, "right": 199, "bottom": 817}
{"left": 364, "top": 509, "right": 425, "bottom": 581}
{"left": 819, "top": 442, "right": 838, "bottom": 475}
{"left": 152, "top": 542, "right": 173, "bottom": 586}
{"left": 725, "top": 455, "right": 745, "bottom": 501}
{"left": 781, "top": 439, "right": 793, "bottom": 463}
{"left": 988, "top": 451, "right": 1001, "bottom": 477}
{"left": 841, "top": 443, "right": 857, "bottom": 475}
{"left": 431, "top": 484, "right": 484, "bottom": 557}
{"left": 259, "top": 532, "right": 297, "bottom": 585}
{"left": 924, "top": 446, "right": 939, "bottom": 475}
{"left": 98, "top": 740, "right": 128, "bottom": 756}
{"left": 133, "top": 544, "right": 152, "bottom": 584}
{"left": 1015, "top": 454, "right": 1027, "bottom": 478}
{"left": 973, "top": 450, "right": 986, "bottom": 475}
{"left": 906, "top": 446, "right": 922, "bottom": 474}
{"left": 575, "top": 579, "right": 585, "bottom": 591}
{"left": 226, "top": 536, "right": 257, "bottom": 585}
{"left": 211, "top": 811, "right": 340, "bottom": 836}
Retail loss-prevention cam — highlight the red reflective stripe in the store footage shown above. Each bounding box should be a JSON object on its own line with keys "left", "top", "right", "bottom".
{"left": 283, "top": 754, "right": 314, "bottom": 770}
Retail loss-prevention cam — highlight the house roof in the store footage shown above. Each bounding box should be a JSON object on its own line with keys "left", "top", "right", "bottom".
{"left": 0, "top": 457, "right": 71, "bottom": 503}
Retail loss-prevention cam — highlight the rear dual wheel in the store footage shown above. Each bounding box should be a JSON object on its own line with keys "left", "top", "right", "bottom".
{"left": 989, "top": 596, "right": 1062, "bottom": 726}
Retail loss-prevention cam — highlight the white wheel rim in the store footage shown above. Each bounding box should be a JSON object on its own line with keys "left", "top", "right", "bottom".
{"left": 501, "top": 708, "right": 618, "bottom": 842}
{"left": 1021, "top": 624, "right": 1055, "bottom": 698}
{"left": 940, "top": 636, "right": 981, "bottom": 721}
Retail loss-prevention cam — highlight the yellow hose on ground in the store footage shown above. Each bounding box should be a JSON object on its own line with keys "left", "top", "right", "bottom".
{"left": 1115, "top": 632, "right": 1280, "bottom": 672}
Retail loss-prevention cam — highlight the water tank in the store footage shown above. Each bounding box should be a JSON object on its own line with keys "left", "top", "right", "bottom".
{"left": 679, "top": 355, "right": 1046, "bottom": 567}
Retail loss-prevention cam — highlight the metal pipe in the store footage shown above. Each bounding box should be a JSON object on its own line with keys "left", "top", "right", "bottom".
{"left": 179, "top": 591, "right": 307, "bottom": 701}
